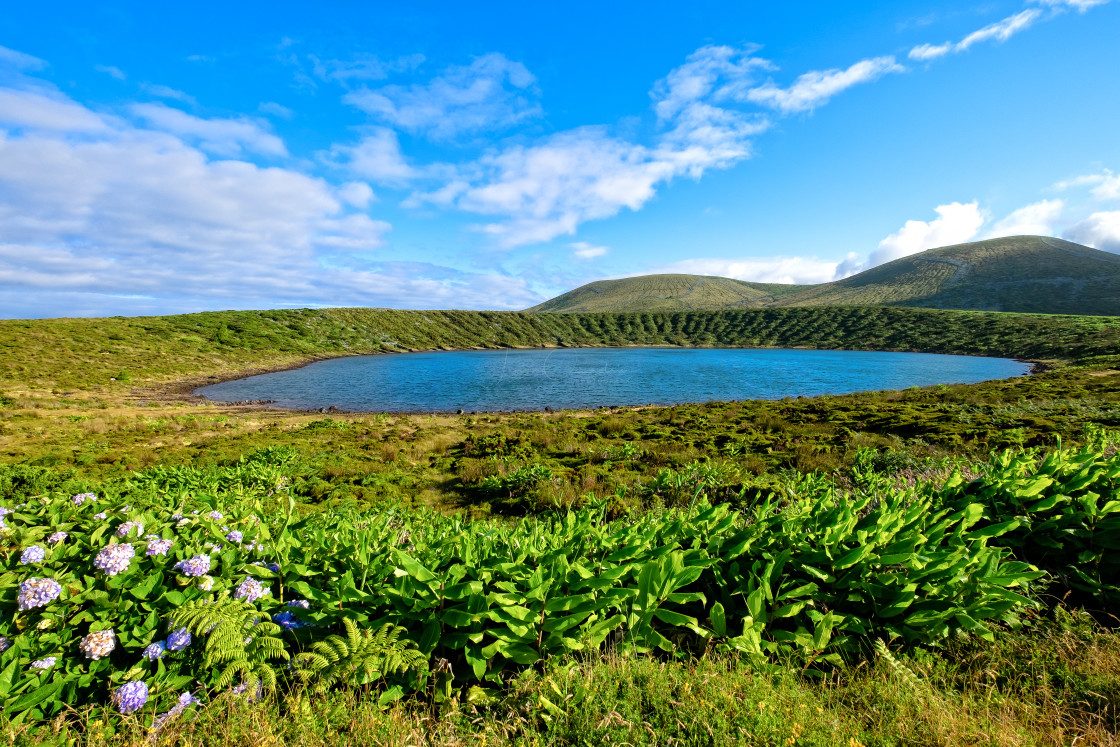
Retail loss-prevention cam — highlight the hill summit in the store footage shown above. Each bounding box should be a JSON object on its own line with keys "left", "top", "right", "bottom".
{"left": 529, "top": 236, "right": 1120, "bottom": 316}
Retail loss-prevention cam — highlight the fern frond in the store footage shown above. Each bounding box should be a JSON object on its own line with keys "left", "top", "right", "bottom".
{"left": 293, "top": 620, "right": 428, "bottom": 693}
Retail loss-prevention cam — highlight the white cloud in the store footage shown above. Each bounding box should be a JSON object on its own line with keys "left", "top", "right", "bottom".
{"left": 131, "top": 102, "right": 288, "bottom": 157}
{"left": 258, "top": 101, "right": 293, "bottom": 119}
{"left": 0, "top": 45, "right": 45, "bottom": 71}
{"left": 330, "top": 127, "right": 417, "bottom": 184}
{"left": 1064, "top": 211, "right": 1120, "bottom": 252}
{"left": 343, "top": 53, "right": 540, "bottom": 140}
{"left": 140, "top": 83, "right": 197, "bottom": 105}
{"left": 910, "top": 8, "right": 1048, "bottom": 61}
{"left": 308, "top": 53, "right": 425, "bottom": 84}
{"left": 0, "top": 87, "right": 110, "bottom": 132}
{"left": 95, "top": 64, "right": 126, "bottom": 80}
{"left": 985, "top": 199, "right": 1064, "bottom": 238}
{"left": 337, "top": 181, "right": 376, "bottom": 208}
{"left": 745, "top": 56, "right": 905, "bottom": 113}
{"left": 868, "top": 201, "right": 985, "bottom": 268}
{"left": 1055, "top": 169, "right": 1120, "bottom": 201}
{"left": 1032, "top": 0, "right": 1112, "bottom": 11}
{"left": 571, "top": 241, "right": 608, "bottom": 260}
{"left": 650, "top": 44, "right": 773, "bottom": 121}
{"left": 654, "top": 255, "right": 842, "bottom": 285}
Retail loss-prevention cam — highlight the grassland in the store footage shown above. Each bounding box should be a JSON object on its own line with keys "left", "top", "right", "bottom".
{"left": 3, "top": 304, "right": 1120, "bottom": 745}
{"left": 531, "top": 236, "right": 1120, "bottom": 316}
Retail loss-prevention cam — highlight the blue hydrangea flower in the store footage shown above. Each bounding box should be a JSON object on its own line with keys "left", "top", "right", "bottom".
{"left": 174, "top": 555, "right": 211, "bottom": 577}
{"left": 233, "top": 576, "right": 267, "bottom": 603}
{"left": 0, "top": 636, "right": 10, "bottom": 652}
{"left": 266, "top": 562, "right": 280, "bottom": 572}
{"left": 17, "top": 577, "right": 62, "bottom": 610}
{"left": 272, "top": 611, "right": 305, "bottom": 630}
{"left": 115, "top": 521, "right": 144, "bottom": 537}
{"left": 0, "top": 507, "right": 10, "bottom": 516}
{"left": 207, "top": 510, "right": 224, "bottom": 521}
{"left": 142, "top": 641, "right": 167, "bottom": 660}
{"left": 19, "top": 545, "right": 45, "bottom": 565}
{"left": 225, "top": 530, "right": 243, "bottom": 543}
{"left": 112, "top": 680, "right": 148, "bottom": 714}
{"left": 94, "top": 543, "right": 135, "bottom": 576}
{"left": 146, "top": 538, "right": 174, "bottom": 556}
{"left": 71, "top": 493, "right": 96, "bottom": 505}
{"left": 30, "top": 657, "right": 56, "bottom": 670}
{"left": 167, "top": 627, "right": 192, "bottom": 652}
{"left": 286, "top": 599, "right": 311, "bottom": 609}
{"left": 47, "top": 532, "right": 68, "bottom": 545}
{"left": 93, "top": 511, "right": 107, "bottom": 520}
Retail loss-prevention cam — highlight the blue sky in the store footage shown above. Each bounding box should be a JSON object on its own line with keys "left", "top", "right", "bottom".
{"left": 1, "top": 0, "right": 1118, "bottom": 317}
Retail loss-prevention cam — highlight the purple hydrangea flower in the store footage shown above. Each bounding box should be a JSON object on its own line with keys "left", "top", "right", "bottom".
{"left": 174, "top": 554, "right": 210, "bottom": 577}
{"left": 71, "top": 493, "right": 97, "bottom": 505}
{"left": 225, "top": 530, "right": 243, "bottom": 543}
{"left": 17, "top": 577, "right": 62, "bottom": 610}
{"left": 233, "top": 576, "right": 267, "bottom": 603}
{"left": 166, "top": 627, "right": 192, "bottom": 652}
{"left": 47, "top": 532, "right": 68, "bottom": 545}
{"left": 0, "top": 507, "right": 10, "bottom": 516}
{"left": 151, "top": 691, "right": 199, "bottom": 731}
{"left": 207, "top": 510, "right": 224, "bottom": 521}
{"left": 112, "top": 680, "right": 148, "bottom": 714}
{"left": 116, "top": 521, "right": 144, "bottom": 537}
{"left": 142, "top": 641, "right": 167, "bottom": 660}
{"left": 0, "top": 516, "right": 6, "bottom": 530}
{"left": 0, "top": 636, "right": 10, "bottom": 652}
{"left": 79, "top": 629, "right": 116, "bottom": 659}
{"left": 286, "top": 599, "right": 311, "bottom": 609}
{"left": 272, "top": 611, "right": 304, "bottom": 630}
{"left": 146, "top": 538, "right": 174, "bottom": 556}
{"left": 94, "top": 543, "right": 135, "bottom": 576}
{"left": 93, "top": 512, "right": 107, "bottom": 520}
{"left": 31, "top": 656, "right": 57, "bottom": 670}
{"left": 266, "top": 562, "right": 280, "bottom": 572}
{"left": 19, "top": 545, "right": 46, "bottom": 565}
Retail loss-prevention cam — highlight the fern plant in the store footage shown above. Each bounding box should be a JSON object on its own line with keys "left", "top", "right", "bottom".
{"left": 169, "top": 595, "right": 289, "bottom": 691}
{"left": 293, "top": 619, "right": 427, "bottom": 693}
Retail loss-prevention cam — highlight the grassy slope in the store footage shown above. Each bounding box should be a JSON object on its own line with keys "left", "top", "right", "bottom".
{"left": 532, "top": 236, "right": 1120, "bottom": 316}
{"left": 4, "top": 305, "right": 1120, "bottom": 395}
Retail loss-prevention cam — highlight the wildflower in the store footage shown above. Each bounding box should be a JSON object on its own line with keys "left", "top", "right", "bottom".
{"left": 166, "top": 628, "right": 191, "bottom": 652}
{"left": 286, "top": 599, "right": 311, "bottom": 609}
{"left": 19, "top": 545, "right": 46, "bottom": 565}
{"left": 225, "top": 530, "right": 243, "bottom": 543}
{"left": 198, "top": 575, "right": 214, "bottom": 591}
{"left": 111, "top": 680, "right": 148, "bottom": 714}
{"left": 93, "top": 512, "right": 107, "bottom": 520}
{"left": 272, "top": 611, "right": 304, "bottom": 630}
{"left": 151, "top": 691, "right": 199, "bottom": 732}
{"left": 116, "top": 521, "right": 144, "bottom": 537}
{"left": 17, "top": 578, "right": 62, "bottom": 610}
{"left": 174, "top": 555, "right": 210, "bottom": 577}
{"left": 94, "top": 543, "right": 135, "bottom": 576}
{"left": 30, "top": 657, "right": 56, "bottom": 670}
{"left": 142, "top": 641, "right": 167, "bottom": 660}
{"left": 72, "top": 493, "right": 96, "bottom": 505}
{"left": 0, "top": 507, "right": 10, "bottom": 516}
{"left": 118, "top": 505, "right": 131, "bottom": 513}
{"left": 0, "top": 636, "right": 10, "bottom": 652}
{"left": 0, "top": 516, "right": 6, "bottom": 530}
{"left": 207, "top": 510, "right": 224, "bottom": 521}
{"left": 233, "top": 576, "right": 267, "bottom": 603}
{"left": 176, "top": 517, "right": 191, "bottom": 528}
{"left": 266, "top": 562, "right": 280, "bottom": 572}
{"left": 203, "top": 541, "right": 223, "bottom": 554}
{"left": 146, "top": 538, "right": 174, "bottom": 556}
{"left": 80, "top": 629, "right": 116, "bottom": 659}
{"left": 47, "top": 531, "right": 68, "bottom": 545}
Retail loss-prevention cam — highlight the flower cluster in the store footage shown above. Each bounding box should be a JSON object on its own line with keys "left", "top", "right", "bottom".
{"left": 233, "top": 576, "right": 267, "bottom": 603}
{"left": 30, "top": 657, "right": 56, "bottom": 670}
{"left": 152, "top": 692, "right": 198, "bottom": 731}
{"left": 174, "top": 555, "right": 210, "bottom": 577}
{"left": 142, "top": 641, "right": 167, "bottom": 660}
{"left": 167, "top": 627, "right": 192, "bottom": 652}
{"left": 71, "top": 493, "right": 96, "bottom": 505}
{"left": 93, "top": 511, "right": 107, "bottom": 520}
{"left": 208, "top": 510, "right": 224, "bottom": 521}
{"left": 0, "top": 636, "right": 10, "bottom": 652}
{"left": 47, "top": 531, "right": 68, "bottom": 545}
{"left": 286, "top": 599, "right": 311, "bottom": 609}
{"left": 115, "top": 521, "right": 144, "bottom": 537}
{"left": 19, "top": 545, "right": 45, "bottom": 565}
{"left": 18, "top": 577, "right": 62, "bottom": 610}
{"left": 146, "top": 537, "right": 174, "bottom": 556}
{"left": 111, "top": 680, "right": 147, "bottom": 714}
{"left": 272, "top": 611, "right": 306, "bottom": 630}
{"left": 94, "top": 543, "right": 135, "bottom": 576}
{"left": 225, "top": 530, "right": 243, "bottom": 543}
{"left": 80, "top": 629, "right": 116, "bottom": 660}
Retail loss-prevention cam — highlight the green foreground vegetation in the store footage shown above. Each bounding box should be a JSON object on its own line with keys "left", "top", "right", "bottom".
{"left": 3, "top": 305, "right": 1120, "bottom": 745}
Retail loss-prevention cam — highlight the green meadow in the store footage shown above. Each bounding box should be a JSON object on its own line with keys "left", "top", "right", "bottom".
{"left": 2, "top": 306, "right": 1120, "bottom": 746}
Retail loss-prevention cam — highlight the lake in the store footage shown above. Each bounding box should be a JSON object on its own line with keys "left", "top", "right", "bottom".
{"left": 193, "top": 347, "right": 1031, "bottom": 412}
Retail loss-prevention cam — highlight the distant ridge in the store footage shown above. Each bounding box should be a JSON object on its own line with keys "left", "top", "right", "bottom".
{"left": 528, "top": 236, "right": 1120, "bottom": 316}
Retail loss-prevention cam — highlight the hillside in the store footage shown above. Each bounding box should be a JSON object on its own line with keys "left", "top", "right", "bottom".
{"left": 531, "top": 236, "right": 1120, "bottom": 315}
{"left": 528, "top": 274, "right": 803, "bottom": 313}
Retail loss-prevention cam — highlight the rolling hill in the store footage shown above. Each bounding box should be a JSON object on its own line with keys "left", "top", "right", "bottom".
{"left": 529, "top": 236, "right": 1120, "bottom": 316}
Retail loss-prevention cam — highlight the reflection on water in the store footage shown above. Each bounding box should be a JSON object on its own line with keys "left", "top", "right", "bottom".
{"left": 194, "top": 347, "right": 1030, "bottom": 412}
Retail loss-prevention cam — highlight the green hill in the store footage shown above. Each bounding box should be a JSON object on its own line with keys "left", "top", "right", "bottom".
{"left": 531, "top": 236, "right": 1120, "bottom": 316}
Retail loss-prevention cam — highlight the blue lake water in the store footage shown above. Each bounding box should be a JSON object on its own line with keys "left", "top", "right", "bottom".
{"left": 194, "top": 347, "right": 1031, "bottom": 412}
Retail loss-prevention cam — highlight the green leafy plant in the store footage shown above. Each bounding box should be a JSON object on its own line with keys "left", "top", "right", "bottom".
{"left": 293, "top": 619, "right": 426, "bottom": 693}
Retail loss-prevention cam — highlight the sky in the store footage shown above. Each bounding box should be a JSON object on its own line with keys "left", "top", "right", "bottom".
{"left": 1, "top": 0, "right": 1119, "bottom": 318}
